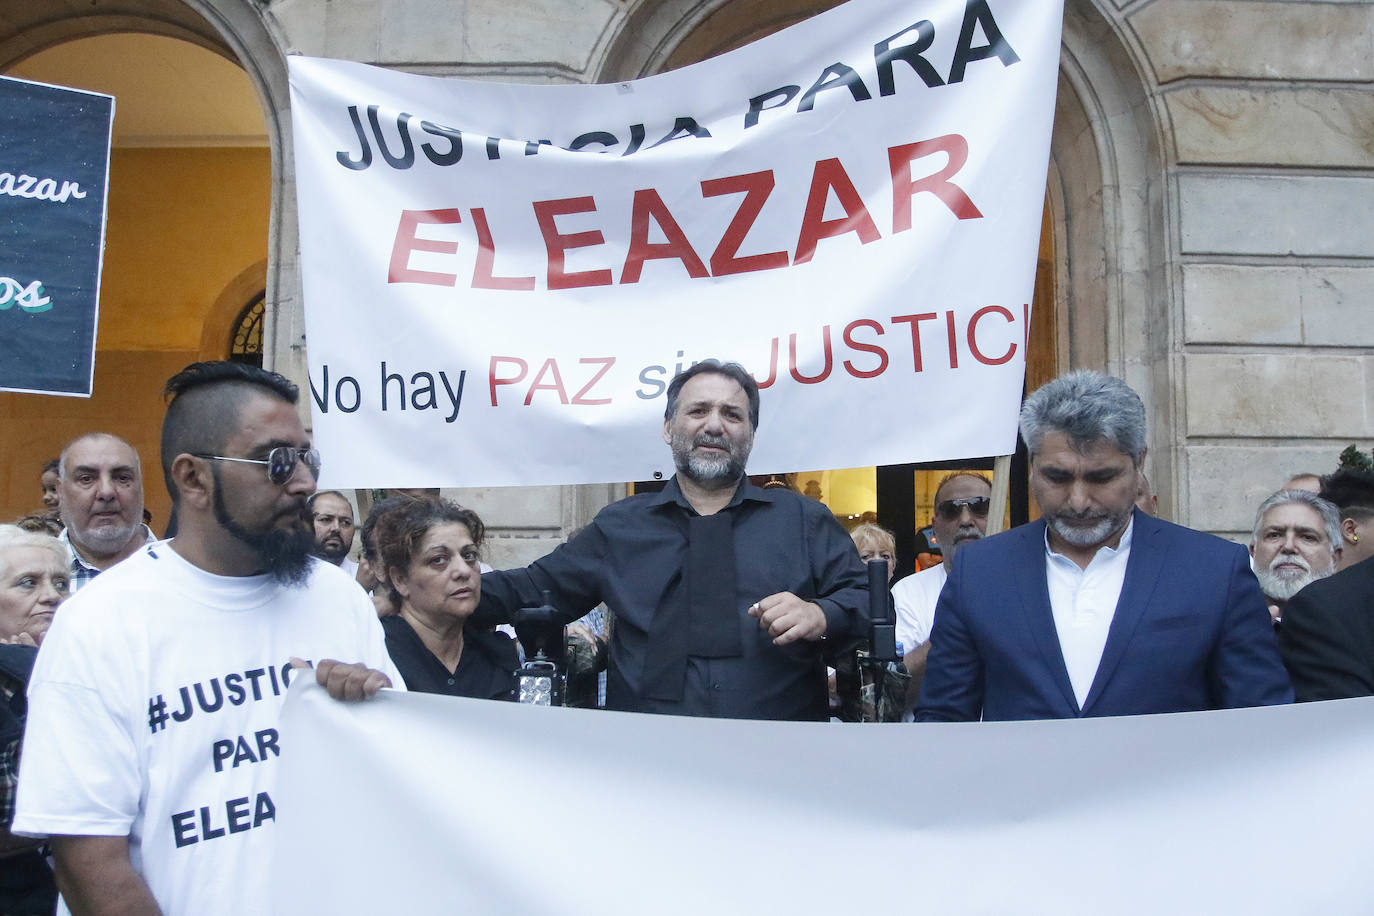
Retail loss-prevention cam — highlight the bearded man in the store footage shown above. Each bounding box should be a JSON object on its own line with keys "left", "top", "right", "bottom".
{"left": 309, "top": 490, "right": 359, "bottom": 578}
{"left": 1248, "top": 489, "right": 1341, "bottom": 624}
{"left": 476, "top": 360, "right": 868, "bottom": 720}
{"left": 14, "top": 361, "right": 402, "bottom": 915}
{"left": 916, "top": 369, "right": 1292, "bottom": 721}
{"left": 56, "top": 433, "right": 156, "bottom": 592}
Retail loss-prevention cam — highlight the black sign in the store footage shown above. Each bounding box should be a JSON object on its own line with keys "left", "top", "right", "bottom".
{"left": 0, "top": 75, "right": 114, "bottom": 395}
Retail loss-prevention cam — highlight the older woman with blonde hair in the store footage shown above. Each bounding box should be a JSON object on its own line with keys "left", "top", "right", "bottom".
{"left": 849, "top": 522, "right": 898, "bottom": 583}
{"left": 0, "top": 524, "right": 68, "bottom": 646}
{"left": 0, "top": 524, "right": 70, "bottom": 912}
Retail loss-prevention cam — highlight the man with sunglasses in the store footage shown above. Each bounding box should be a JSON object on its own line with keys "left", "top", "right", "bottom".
{"left": 15, "top": 361, "right": 401, "bottom": 916}
{"left": 916, "top": 370, "right": 1291, "bottom": 722}
{"left": 891, "top": 472, "right": 991, "bottom": 717}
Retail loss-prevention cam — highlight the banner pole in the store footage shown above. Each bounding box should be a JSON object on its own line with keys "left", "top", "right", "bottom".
{"left": 986, "top": 454, "right": 1013, "bottom": 536}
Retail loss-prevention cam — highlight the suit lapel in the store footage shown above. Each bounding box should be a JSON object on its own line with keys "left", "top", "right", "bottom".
{"left": 1081, "top": 510, "right": 1165, "bottom": 714}
{"left": 1012, "top": 521, "right": 1080, "bottom": 715}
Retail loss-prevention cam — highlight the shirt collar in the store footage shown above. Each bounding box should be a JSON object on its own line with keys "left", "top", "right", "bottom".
{"left": 59, "top": 524, "right": 157, "bottom": 572}
{"left": 645, "top": 476, "right": 777, "bottom": 515}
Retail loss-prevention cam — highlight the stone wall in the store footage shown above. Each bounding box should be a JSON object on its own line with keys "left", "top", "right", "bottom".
{"left": 220, "top": 0, "right": 1374, "bottom": 542}
{"left": 1126, "top": 0, "right": 1374, "bottom": 538}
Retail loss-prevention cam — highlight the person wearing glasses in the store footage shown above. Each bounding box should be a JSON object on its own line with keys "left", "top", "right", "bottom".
{"left": 916, "top": 370, "right": 1292, "bottom": 722}
{"left": 14, "top": 361, "right": 403, "bottom": 916}
{"left": 891, "top": 472, "right": 991, "bottom": 718}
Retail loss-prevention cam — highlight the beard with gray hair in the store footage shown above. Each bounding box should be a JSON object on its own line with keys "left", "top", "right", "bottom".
{"left": 1255, "top": 551, "right": 1334, "bottom": 602}
{"left": 669, "top": 427, "right": 752, "bottom": 486}
{"left": 1044, "top": 506, "right": 1133, "bottom": 549}
{"left": 67, "top": 516, "right": 140, "bottom": 557}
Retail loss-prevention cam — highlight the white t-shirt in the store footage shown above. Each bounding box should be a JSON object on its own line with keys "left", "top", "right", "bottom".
{"left": 892, "top": 563, "right": 947, "bottom": 655}
{"left": 14, "top": 541, "right": 404, "bottom": 915}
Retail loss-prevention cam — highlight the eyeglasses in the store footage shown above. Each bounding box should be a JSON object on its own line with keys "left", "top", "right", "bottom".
{"left": 935, "top": 496, "right": 991, "bottom": 521}
{"left": 195, "top": 447, "right": 322, "bottom": 485}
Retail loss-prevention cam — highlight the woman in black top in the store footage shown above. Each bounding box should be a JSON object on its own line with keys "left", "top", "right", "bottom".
{"left": 376, "top": 499, "right": 516, "bottom": 700}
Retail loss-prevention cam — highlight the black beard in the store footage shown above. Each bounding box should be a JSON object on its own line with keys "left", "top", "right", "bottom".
{"left": 211, "top": 469, "right": 315, "bottom": 587}
{"left": 313, "top": 539, "right": 349, "bottom": 564}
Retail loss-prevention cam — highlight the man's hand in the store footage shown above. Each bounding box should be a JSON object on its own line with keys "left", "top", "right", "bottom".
{"left": 748, "top": 592, "right": 827, "bottom": 645}
{"left": 289, "top": 658, "right": 391, "bottom": 701}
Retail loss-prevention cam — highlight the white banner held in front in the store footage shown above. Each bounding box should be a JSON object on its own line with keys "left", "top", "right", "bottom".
{"left": 288, "top": 0, "right": 1063, "bottom": 488}
{"left": 274, "top": 683, "right": 1374, "bottom": 913}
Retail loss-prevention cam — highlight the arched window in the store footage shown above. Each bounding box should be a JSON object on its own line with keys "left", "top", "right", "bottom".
{"left": 228, "top": 292, "right": 265, "bottom": 367}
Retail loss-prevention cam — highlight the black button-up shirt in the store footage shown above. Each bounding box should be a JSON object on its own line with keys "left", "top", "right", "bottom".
{"left": 478, "top": 477, "right": 868, "bottom": 720}
{"left": 381, "top": 615, "right": 517, "bottom": 701}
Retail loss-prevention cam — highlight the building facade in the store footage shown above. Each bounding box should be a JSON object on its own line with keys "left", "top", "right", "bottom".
{"left": 2, "top": 0, "right": 1371, "bottom": 554}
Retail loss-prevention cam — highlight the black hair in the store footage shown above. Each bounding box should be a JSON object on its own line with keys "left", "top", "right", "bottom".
{"left": 1319, "top": 468, "right": 1374, "bottom": 520}
{"left": 160, "top": 361, "right": 300, "bottom": 504}
{"left": 377, "top": 498, "right": 485, "bottom": 586}
{"left": 663, "top": 359, "right": 760, "bottom": 430}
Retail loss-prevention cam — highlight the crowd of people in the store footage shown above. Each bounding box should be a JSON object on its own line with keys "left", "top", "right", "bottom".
{"left": 1, "top": 358, "right": 1371, "bottom": 913}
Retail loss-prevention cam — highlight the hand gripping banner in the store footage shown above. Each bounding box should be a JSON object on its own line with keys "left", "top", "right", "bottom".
{"left": 289, "top": 0, "right": 1064, "bottom": 487}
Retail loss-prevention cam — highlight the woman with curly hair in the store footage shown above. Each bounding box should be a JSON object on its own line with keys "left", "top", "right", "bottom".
{"left": 376, "top": 499, "right": 516, "bottom": 700}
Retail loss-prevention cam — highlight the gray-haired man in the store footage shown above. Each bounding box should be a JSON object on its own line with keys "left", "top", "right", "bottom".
{"left": 1249, "top": 489, "right": 1341, "bottom": 624}
{"left": 917, "top": 369, "right": 1292, "bottom": 721}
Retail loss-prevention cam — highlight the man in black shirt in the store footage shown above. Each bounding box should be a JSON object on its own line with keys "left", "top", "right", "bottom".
{"left": 478, "top": 360, "right": 868, "bottom": 720}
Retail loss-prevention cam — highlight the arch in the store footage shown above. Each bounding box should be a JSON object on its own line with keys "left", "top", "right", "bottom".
{"left": 0, "top": 8, "right": 231, "bottom": 69}
{"left": 1053, "top": 0, "right": 1173, "bottom": 511}
{"left": 200, "top": 259, "right": 268, "bottom": 361}
{"left": 599, "top": 0, "right": 1175, "bottom": 513}
{"left": 597, "top": 0, "right": 841, "bottom": 82}
{"left": 229, "top": 293, "right": 267, "bottom": 366}
{"left": 0, "top": 1, "right": 296, "bottom": 383}
{"left": 177, "top": 1, "right": 295, "bottom": 383}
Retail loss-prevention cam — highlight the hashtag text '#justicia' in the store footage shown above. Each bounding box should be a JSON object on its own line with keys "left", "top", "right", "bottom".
{"left": 146, "top": 661, "right": 305, "bottom": 735}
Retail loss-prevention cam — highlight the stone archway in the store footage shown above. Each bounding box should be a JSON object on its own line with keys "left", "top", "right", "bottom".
{"left": 1053, "top": 0, "right": 1172, "bottom": 511}
{"left": 0, "top": 2, "right": 290, "bottom": 524}
{"left": 0, "top": 1, "right": 296, "bottom": 381}
{"left": 597, "top": 0, "right": 1174, "bottom": 513}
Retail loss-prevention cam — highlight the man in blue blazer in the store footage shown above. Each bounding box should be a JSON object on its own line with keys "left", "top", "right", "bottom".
{"left": 916, "top": 370, "right": 1293, "bottom": 721}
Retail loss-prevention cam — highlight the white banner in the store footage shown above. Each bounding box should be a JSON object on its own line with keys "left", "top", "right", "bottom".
{"left": 275, "top": 683, "right": 1374, "bottom": 913}
{"left": 289, "top": 0, "right": 1064, "bottom": 488}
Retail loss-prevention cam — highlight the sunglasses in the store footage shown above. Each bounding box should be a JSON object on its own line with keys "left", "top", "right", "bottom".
{"left": 195, "top": 447, "right": 323, "bottom": 485}
{"left": 935, "top": 496, "right": 991, "bottom": 521}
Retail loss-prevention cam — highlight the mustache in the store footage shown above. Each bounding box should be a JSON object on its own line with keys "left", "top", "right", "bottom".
{"left": 1052, "top": 509, "right": 1110, "bottom": 523}
{"left": 694, "top": 434, "right": 731, "bottom": 449}
{"left": 1268, "top": 552, "right": 1311, "bottom": 574}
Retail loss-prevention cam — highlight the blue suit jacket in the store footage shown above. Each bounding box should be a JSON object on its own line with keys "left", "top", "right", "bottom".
{"left": 916, "top": 510, "right": 1294, "bottom": 721}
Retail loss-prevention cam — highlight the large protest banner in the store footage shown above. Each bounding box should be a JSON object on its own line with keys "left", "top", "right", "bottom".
{"left": 289, "top": 0, "right": 1063, "bottom": 488}
{"left": 275, "top": 682, "right": 1374, "bottom": 912}
{"left": 0, "top": 76, "right": 114, "bottom": 396}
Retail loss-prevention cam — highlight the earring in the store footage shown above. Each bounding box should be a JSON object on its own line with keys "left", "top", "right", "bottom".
{"left": 1353, "top": 534, "right": 1360, "bottom": 543}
